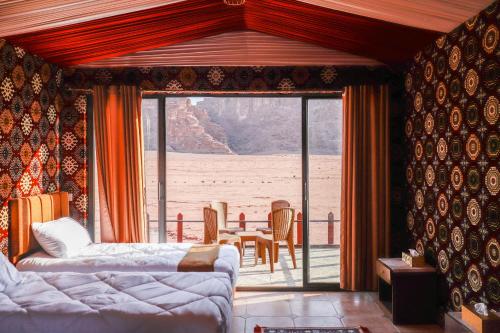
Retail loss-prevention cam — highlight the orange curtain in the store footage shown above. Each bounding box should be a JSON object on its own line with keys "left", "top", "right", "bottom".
{"left": 340, "top": 85, "right": 391, "bottom": 291}
{"left": 93, "top": 85, "right": 146, "bottom": 243}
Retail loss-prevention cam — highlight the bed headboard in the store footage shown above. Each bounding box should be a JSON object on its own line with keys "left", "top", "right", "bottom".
{"left": 8, "top": 191, "right": 70, "bottom": 264}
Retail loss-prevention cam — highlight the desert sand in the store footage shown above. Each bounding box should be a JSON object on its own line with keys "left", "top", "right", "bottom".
{"left": 143, "top": 152, "right": 342, "bottom": 245}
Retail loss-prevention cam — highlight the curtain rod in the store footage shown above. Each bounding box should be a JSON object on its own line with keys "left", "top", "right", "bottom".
{"left": 65, "top": 88, "right": 343, "bottom": 95}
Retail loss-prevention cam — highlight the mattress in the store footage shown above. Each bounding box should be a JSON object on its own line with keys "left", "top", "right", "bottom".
{"left": 17, "top": 242, "right": 239, "bottom": 286}
{"left": 0, "top": 271, "right": 232, "bottom": 333}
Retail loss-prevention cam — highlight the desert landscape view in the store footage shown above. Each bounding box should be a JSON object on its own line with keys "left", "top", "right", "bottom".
{"left": 144, "top": 152, "right": 342, "bottom": 245}
{"left": 141, "top": 96, "right": 342, "bottom": 245}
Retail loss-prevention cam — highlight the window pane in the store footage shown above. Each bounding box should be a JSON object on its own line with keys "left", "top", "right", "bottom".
{"left": 307, "top": 98, "right": 342, "bottom": 284}
{"left": 165, "top": 97, "right": 302, "bottom": 287}
{"left": 142, "top": 99, "right": 159, "bottom": 242}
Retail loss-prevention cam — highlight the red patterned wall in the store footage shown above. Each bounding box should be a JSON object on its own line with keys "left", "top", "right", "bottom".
{"left": 60, "top": 90, "right": 88, "bottom": 223}
{"left": 0, "top": 39, "right": 63, "bottom": 255}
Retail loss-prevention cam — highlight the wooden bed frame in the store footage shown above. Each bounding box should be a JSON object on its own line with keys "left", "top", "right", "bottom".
{"left": 8, "top": 192, "right": 70, "bottom": 264}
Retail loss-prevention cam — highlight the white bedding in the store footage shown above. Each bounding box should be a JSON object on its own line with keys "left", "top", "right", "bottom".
{"left": 0, "top": 271, "right": 232, "bottom": 333}
{"left": 17, "top": 242, "right": 239, "bottom": 286}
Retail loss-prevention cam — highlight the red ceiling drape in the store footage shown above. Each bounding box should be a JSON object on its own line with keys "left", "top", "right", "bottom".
{"left": 7, "top": 0, "right": 245, "bottom": 66}
{"left": 6, "top": 0, "right": 440, "bottom": 66}
{"left": 245, "top": 0, "right": 440, "bottom": 64}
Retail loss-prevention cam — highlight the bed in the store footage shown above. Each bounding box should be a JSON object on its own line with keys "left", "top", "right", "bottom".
{"left": 9, "top": 192, "right": 239, "bottom": 286}
{"left": 0, "top": 270, "right": 232, "bottom": 333}
{"left": 16, "top": 242, "right": 239, "bottom": 286}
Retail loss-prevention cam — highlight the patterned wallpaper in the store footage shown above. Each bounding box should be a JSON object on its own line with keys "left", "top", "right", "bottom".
{"left": 0, "top": 39, "right": 63, "bottom": 255}
{"left": 404, "top": 1, "right": 499, "bottom": 311}
{"left": 60, "top": 90, "right": 88, "bottom": 222}
{"left": 63, "top": 65, "right": 394, "bottom": 91}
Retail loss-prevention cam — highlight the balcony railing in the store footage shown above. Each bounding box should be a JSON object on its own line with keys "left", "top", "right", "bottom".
{"left": 148, "top": 211, "right": 339, "bottom": 246}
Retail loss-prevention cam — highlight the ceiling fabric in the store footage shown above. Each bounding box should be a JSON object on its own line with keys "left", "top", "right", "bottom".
{"left": 78, "top": 31, "right": 381, "bottom": 67}
{"left": 0, "top": 0, "right": 185, "bottom": 37}
{"left": 244, "top": 0, "right": 439, "bottom": 64}
{"left": 0, "top": 0, "right": 490, "bottom": 36}
{"left": 297, "top": 0, "right": 492, "bottom": 32}
{"left": 6, "top": 0, "right": 245, "bottom": 66}
{"left": 6, "top": 0, "right": 439, "bottom": 66}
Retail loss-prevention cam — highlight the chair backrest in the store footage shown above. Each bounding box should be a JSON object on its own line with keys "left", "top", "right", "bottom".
{"left": 210, "top": 201, "right": 228, "bottom": 229}
{"left": 272, "top": 208, "right": 295, "bottom": 241}
{"left": 271, "top": 200, "right": 290, "bottom": 212}
{"left": 203, "top": 207, "right": 219, "bottom": 243}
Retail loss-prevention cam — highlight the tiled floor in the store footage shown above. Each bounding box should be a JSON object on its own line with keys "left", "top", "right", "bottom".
{"left": 232, "top": 291, "right": 444, "bottom": 333}
{"left": 238, "top": 246, "right": 339, "bottom": 287}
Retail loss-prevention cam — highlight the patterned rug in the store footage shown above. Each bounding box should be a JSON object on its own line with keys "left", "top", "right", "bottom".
{"left": 254, "top": 326, "right": 368, "bottom": 333}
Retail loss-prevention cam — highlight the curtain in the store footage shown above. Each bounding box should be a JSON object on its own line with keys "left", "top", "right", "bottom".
{"left": 340, "top": 84, "right": 391, "bottom": 291}
{"left": 93, "top": 85, "right": 146, "bottom": 243}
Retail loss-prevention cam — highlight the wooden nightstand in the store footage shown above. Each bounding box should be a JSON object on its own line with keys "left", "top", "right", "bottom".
{"left": 376, "top": 258, "right": 437, "bottom": 324}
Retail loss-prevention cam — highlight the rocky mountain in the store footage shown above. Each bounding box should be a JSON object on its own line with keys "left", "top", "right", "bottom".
{"left": 143, "top": 99, "right": 232, "bottom": 154}
{"left": 142, "top": 97, "right": 342, "bottom": 155}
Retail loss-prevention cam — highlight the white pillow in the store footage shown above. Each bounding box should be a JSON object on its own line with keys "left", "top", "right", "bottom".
{"left": 0, "top": 254, "right": 21, "bottom": 292}
{"left": 32, "top": 217, "right": 92, "bottom": 258}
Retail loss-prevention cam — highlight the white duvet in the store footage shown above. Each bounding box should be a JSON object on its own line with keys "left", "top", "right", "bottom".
{"left": 0, "top": 271, "right": 232, "bottom": 333}
{"left": 17, "top": 242, "right": 239, "bottom": 286}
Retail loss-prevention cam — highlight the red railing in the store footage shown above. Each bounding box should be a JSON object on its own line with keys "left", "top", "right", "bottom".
{"left": 160, "top": 211, "right": 339, "bottom": 245}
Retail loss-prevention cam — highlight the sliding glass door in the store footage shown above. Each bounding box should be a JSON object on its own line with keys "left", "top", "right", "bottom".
{"left": 303, "top": 98, "right": 342, "bottom": 287}
{"left": 137, "top": 94, "right": 341, "bottom": 289}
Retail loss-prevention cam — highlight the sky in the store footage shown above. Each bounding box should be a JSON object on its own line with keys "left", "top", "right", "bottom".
{"left": 188, "top": 97, "right": 204, "bottom": 105}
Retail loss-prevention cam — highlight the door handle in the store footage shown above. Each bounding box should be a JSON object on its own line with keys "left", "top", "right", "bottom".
{"left": 158, "top": 182, "right": 164, "bottom": 201}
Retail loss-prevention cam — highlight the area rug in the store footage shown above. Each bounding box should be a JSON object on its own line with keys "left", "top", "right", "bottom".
{"left": 254, "top": 326, "right": 369, "bottom": 333}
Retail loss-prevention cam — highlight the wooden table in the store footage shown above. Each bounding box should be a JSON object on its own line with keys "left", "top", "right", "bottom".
{"left": 236, "top": 231, "right": 264, "bottom": 258}
{"left": 376, "top": 258, "right": 437, "bottom": 325}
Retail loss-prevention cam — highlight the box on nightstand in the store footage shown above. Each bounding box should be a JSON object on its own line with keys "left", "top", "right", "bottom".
{"left": 401, "top": 251, "right": 425, "bottom": 267}
{"left": 461, "top": 305, "right": 500, "bottom": 333}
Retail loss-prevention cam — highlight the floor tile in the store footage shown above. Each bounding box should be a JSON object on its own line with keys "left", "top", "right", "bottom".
{"left": 294, "top": 316, "right": 343, "bottom": 327}
{"left": 246, "top": 299, "right": 292, "bottom": 316}
{"left": 233, "top": 300, "right": 247, "bottom": 317}
{"left": 333, "top": 299, "right": 384, "bottom": 316}
{"left": 231, "top": 317, "right": 246, "bottom": 333}
{"left": 245, "top": 317, "right": 295, "bottom": 333}
{"left": 235, "top": 292, "right": 444, "bottom": 333}
{"left": 342, "top": 315, "right": 397, "bottom": 333}
{"left": 290, "top": 300, "right": 337, "bottom": 316}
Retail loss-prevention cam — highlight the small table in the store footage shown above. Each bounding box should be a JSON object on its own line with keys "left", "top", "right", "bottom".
{"left": 376, "top": 258, "right": 437, "bottom": 324}
{"left": 236, "top": 231, "right": 264, "bottom": 258}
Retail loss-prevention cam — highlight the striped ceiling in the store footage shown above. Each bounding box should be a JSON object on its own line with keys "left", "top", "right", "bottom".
{"left": 77, "top": 31, "right": 382, "bottom": 67}
{"left": 0, "top": 0, "right": 491, "bottom": 67}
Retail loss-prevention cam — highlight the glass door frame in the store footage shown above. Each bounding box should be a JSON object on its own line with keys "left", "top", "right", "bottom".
{"left": 302, "top": 96, "right": 342, "bottom": 291}
{"left": 138, "top": 93, "right": 342, "bottom": 291}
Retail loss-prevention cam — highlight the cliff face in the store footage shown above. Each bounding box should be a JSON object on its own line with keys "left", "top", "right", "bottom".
{"left": 165, "top": 99, "right": 232, "bottom": 154}
{"left": 142, "top": 97, "right": 342, "bottom": 155}
{"left": 199, "top": 97, "right": 342, "bottom": 155}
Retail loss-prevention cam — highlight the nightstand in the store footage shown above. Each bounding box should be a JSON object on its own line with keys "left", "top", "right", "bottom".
{"left": 376, "top": 258, "right": 437, "bottom": 324}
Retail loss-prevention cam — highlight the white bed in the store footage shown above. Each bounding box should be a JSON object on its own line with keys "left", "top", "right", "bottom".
{"left": 17, "top": 242, "right": 240, "bottom": 286}
{"left": 0, "top": 270, "right": 232, "bottom": 333}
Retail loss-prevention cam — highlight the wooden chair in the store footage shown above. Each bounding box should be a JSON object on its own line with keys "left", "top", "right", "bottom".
{"left": 255, "top": 207, "right": 297, "bottom": 273}
{"left": 203, "top": 207, "right": 243, "bottom": 266}
{"left": 210, "top": 201, "right": 244, "bottom": 234}
{"left": 256, "top": 200, "right": 291, "bottom": 234}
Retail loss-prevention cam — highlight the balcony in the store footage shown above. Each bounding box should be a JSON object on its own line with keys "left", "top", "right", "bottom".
{"left": 148, "top": 212, "right": 340, "bottom": 287}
